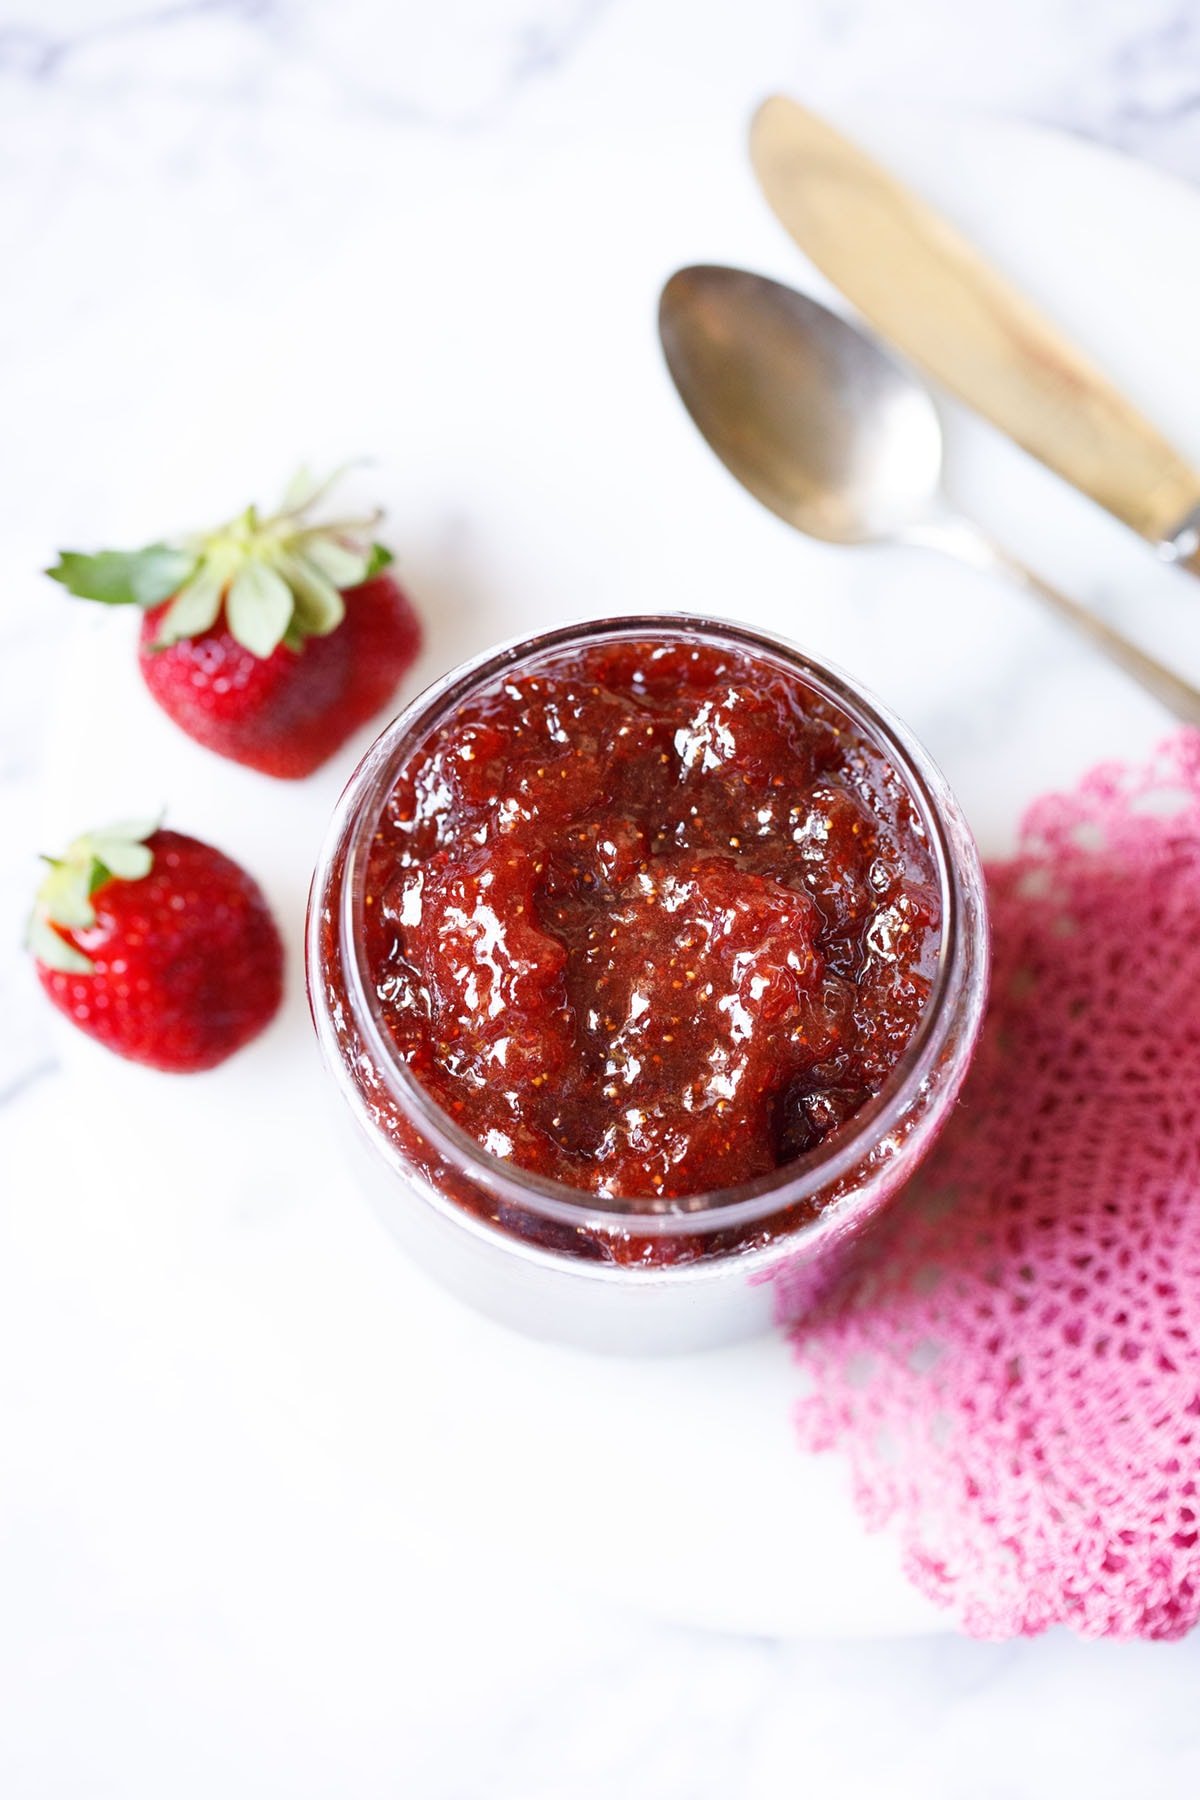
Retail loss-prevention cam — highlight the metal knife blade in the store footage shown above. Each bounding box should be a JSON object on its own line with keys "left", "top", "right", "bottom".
{"left": 750, "top": 96, "right": 1200, "bottom": 572}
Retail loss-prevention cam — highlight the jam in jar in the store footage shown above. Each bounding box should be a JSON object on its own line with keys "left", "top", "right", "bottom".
{"left": 308, "top": 617, "right": 987, "bottom": 1351}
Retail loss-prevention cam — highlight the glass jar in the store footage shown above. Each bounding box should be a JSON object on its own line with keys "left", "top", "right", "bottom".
{"left": 306, "top": 615, "right": 988, "bottom": 1353}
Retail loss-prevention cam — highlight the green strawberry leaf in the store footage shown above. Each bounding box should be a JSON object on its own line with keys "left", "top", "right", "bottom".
{"left": 87, "top": 817, "right": 161, "bottom": 853}
{"left": 155, "top": 565, "right": 226, "bottom": 646}
{"left": 280, "top": 463, "right": 357, "bottom": 515}
{"left": 278, "top": 553, "right": 346, "bottom": 638}
{"left": 88, "top": 837, "right": 155, "bottom": 882}
{"left": 38, "top": 857, "right": 97, "bottom": 929}
{"left": 46, "top": 545, "right": 196, "bottom": 609}
{"left": 226, "top": 561, "right": 295, "bottom": 658}
{"left": 365, "top": 542, "right": 394, "bottom": 577}
{"left": 300, "top": 534, "right": 373, "bottom": 590}
{"left": 281, "top": 465, "right": 327, "bottom": 512}
{"left": 81, "top": 820, "right": 158, "bottom": 892}
{"left": 27, "top": 911, "right": 94, "bottom": 975}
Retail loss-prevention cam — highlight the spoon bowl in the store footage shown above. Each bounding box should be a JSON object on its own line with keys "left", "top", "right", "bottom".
{"left": 659, "top": 265, "right": 943, "bottom": 545}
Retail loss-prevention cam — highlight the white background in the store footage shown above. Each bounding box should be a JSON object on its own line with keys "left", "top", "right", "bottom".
{"left": 5, "top": 2, "right": 1200, "bottom": 1795}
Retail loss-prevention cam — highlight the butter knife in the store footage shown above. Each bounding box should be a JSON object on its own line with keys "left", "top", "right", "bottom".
{"left": 750, "top": 96, "right": 1200, "bottom": 574}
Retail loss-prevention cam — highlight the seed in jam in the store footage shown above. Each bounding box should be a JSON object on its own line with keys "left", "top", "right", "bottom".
{"left": 361, "top": 639, "right": 941, "bottom": 1201}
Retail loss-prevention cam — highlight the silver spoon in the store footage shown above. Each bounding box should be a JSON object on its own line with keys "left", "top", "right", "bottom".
{"left": 659, "top": 264, "right": 1200, "bottom": 726}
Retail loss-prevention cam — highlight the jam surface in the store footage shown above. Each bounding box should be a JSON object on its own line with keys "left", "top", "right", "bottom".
{"left": 362, "top": 638, "right": 941, "bottom": 1202}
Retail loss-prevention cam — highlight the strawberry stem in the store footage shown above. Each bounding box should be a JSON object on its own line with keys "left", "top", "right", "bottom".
{"left": 46, "top": 468, "right": 392, "bottom": 662}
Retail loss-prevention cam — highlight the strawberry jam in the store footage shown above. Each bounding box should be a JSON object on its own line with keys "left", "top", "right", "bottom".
{"left": 358, "top": 636, "right": 941, "bottom": 1207}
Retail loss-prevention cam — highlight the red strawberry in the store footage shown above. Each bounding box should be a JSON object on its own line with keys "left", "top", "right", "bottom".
{"left": 47, "top": 469, "right": 422, "bottom": 779}
{"left": 29, "top": 821, "right": 284, "bottom": 1072}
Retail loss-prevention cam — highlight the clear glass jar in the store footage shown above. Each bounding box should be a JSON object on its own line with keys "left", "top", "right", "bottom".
{"left": 306, "top": 615, "right": 988, "bottom": 1353}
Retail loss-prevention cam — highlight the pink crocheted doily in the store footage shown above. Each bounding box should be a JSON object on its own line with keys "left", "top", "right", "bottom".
{"left": 791, "top": 731, "right": 1200, "bottom": 1640}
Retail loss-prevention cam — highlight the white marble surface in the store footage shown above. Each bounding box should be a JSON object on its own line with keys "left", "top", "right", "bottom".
{"left": 6, "top": 2, "right": 1200, "bottom": 1794}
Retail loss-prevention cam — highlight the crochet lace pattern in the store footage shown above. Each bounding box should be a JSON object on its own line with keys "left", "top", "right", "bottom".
{"left": 791, "top": 732, "right": 1200, "bottom": 1639}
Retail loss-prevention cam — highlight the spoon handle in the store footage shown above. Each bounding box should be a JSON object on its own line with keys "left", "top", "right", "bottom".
{"left": 907, "top": 518, "right": 1200, "bottom": 728}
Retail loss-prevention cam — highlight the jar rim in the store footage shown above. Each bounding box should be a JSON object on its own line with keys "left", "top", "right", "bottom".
{"left": 307, "top": 612, "right": 986, "bottom": 1239}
